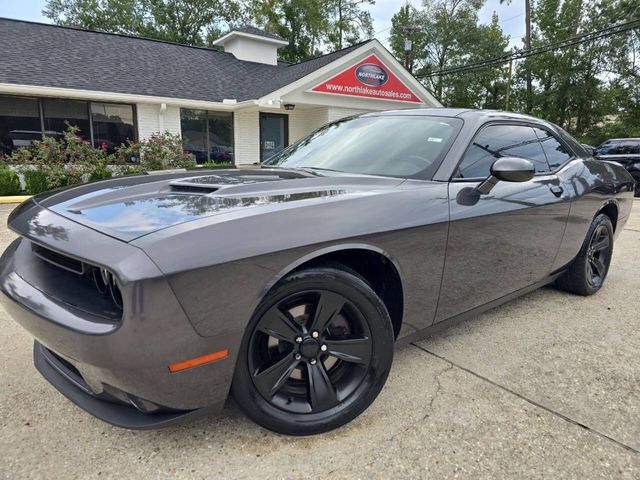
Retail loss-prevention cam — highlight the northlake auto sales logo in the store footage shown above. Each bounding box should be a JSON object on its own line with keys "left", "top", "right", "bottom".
{"left": 355, "top": 64, "right": 389, "bottom": 87}
{"left": 310, "top": 54, "right": 421, "bottom": 103}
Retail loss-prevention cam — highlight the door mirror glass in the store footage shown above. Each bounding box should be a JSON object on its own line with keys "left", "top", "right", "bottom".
{"left": 490, "top": 157, "right": 535, "bottom": 182}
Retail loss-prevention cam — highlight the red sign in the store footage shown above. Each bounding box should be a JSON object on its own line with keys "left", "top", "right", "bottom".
{"left": 310, "top": 54, "right": 422, "bottom": 103}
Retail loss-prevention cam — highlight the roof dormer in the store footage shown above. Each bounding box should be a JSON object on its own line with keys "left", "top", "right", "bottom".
{"left": 212, "top": 26, "right": 288, "bottom": 66}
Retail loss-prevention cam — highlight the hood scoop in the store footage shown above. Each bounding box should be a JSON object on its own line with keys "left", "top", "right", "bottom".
{"left": 168, "top": 181, "right": 220, "bottom": 194}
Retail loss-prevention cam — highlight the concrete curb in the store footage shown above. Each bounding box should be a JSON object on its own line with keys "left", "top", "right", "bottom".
{"left": 0, "top": 195, "right": 31, "bottom": 204}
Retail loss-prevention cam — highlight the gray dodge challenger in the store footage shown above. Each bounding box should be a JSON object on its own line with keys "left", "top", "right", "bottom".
{"left": 0, "top": 109, "right": 634, "bottom": 435}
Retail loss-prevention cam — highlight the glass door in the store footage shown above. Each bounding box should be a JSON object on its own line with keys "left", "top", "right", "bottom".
{"left": 260, "top": 113, "right": 288, "bottom": 162}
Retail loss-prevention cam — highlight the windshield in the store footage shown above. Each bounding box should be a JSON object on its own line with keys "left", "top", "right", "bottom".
{"left": 262, "top": 115, "right": 462, "bottom": 178}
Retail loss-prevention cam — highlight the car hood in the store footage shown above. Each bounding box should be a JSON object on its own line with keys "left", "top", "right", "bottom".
{"left": 37, "top": 168, "right": 404, "bottom": 241}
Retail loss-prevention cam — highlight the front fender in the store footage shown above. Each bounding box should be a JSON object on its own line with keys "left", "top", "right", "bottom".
{"left": 256, "top": 242, "right": 405, "bottom": 311}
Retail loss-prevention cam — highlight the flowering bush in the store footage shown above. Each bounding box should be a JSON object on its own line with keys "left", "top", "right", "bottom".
{"left": 1, "top": 126, "right": 199, "bottom": 195}
{"left": 5, "top": 124, "right": 117, "bottom": 191}
{"left": 116, "top": 132, "right": 195, "bottom": 171}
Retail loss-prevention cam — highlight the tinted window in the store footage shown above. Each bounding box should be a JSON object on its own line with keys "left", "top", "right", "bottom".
{"left": 42, "top": 99, "right": 90, "bottom": 141}
{"left": 619, "top": 141, "right": 640, "bottom": 155}
{"left": 181, "top": 109, "right": 233, "bottom": 164}
{"left": 208, "top": 112, "right": 234, "bottom": 163}
{"left": 534, "top": 128, "right": 573, "bottom": 169}
{"left": 595, "top": 141, "right": 620, "bottom": 155}
{"left": 457, "top": 124, "right": 549, "bottom": 178}
{"left": 0, "top": 95, "right": 41, "bottom": 156}
{"left": 91, "top": 103, "right": 135, "bottom": 153}
{"left": 264, "top": 116, "right": 461, "bottom": 178}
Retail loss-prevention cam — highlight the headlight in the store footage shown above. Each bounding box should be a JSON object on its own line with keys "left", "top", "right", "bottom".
{"left": 93, "top": 267, "right": 122, "bottom": 310}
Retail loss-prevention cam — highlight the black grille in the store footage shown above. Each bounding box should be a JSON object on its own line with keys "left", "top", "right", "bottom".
{"left": 29, "top": 242, "right": 123, "bottom": 318}
{"left": 31, "top": 243, "right": 84, "bottom": 275}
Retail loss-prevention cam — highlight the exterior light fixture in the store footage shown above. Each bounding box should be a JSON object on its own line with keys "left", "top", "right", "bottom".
{"left": 284, "top": 104, "right": 295, "bottom": 111}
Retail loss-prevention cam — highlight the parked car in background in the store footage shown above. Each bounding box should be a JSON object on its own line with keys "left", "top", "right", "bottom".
{"left": 0, "top": 109, "right": 634, "bottom": 435}
{"left": 595, "top": 138, "right": 640, "bottom": 197}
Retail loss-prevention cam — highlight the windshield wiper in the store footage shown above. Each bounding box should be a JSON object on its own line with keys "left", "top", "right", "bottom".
{"left": 295, "top": 166, "right": 341, "bottom": 174}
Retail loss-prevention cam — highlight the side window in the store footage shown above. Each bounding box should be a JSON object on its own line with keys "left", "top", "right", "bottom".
{"left": 533, "top": 128, "right": 573, "bottom": 169}
{"left": 457, "top": 124, "right": 549, "bottom": 178}
{"left": 595, "top": 141, "right": 616, "bottom": 155}
{"left": 619, "top": 141, "right": 640, "bottom": 155}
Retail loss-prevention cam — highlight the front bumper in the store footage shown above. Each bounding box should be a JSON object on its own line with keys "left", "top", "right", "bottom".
{"left": 34, "top": 342, "right": 211, "bottom": 429}
{"left": 0, "top": 200, "right": 243, "bottom": 427}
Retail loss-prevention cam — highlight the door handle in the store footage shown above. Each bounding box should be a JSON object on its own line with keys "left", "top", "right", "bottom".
{"left": 550, "top": 185, "right": 564, "bottom": 197}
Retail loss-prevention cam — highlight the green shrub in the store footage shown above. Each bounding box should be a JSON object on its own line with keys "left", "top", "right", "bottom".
{"left": 47, "top": 165, "right": 83, "bottom": 190}
{"left": 116, "top": 165, "right": 144, "bottom": 176}
{"left": 198, "top": 162, "right": 235, "bottom": 169}
{"left": 88, "top": 163, "right": 113, "bottom": 182}
{"left": 24, "top": 170, "right": 49, "bottom": 195}
{"left": 0, "top": 168, "right": 21, "bottom": 195}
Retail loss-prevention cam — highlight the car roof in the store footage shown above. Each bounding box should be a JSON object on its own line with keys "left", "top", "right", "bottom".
{"left": 363, "top": 108, "right": 553, "bottom": 124}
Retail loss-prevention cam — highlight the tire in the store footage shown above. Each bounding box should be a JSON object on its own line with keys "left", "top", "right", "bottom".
{"left": 556, "top": 213, "right": 614, "bottom": 295}
{"left": 631, "top": 172, "right": 640, "bottom": 198}
{"left": 231, "top": 267, "right": 394, "bottom": 435}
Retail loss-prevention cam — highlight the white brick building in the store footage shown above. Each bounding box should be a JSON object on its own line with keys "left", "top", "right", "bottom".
{"left": 0, "top": 20, "right": 441, "bottom": 166}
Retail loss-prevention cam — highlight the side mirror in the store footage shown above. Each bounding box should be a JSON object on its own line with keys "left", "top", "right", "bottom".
{"left": 582, "top": 144, "right": 596, "bottom": 156}
{"left": 477, "top": 157, "right": 535, "bottom": 194}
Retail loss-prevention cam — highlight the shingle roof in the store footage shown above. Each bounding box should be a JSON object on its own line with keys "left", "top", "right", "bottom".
{"left": 232, "top": 25, "right": 286, "bottom": 42}
{"left": 0, "top": 18, "right": 366, "bottom": 103}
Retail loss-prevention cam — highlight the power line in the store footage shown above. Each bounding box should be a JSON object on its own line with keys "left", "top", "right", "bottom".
{"left": 415, "top": 18, "right": 640, "bottom": 78}
{"left": 499, "top": 12, "right": 525, "bottom": 26}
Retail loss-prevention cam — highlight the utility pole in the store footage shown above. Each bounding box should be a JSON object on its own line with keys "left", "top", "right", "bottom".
{"left": 401, "top": 25, "right": 419, "bottom": 73}
{"left": 505, "top": 57, "right": 513, "bottom": 111}
{"left": 524, "top": 0, "right": 532, "bottom": 113}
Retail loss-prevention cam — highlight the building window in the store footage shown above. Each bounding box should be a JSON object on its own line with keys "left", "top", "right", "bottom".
{"left": 0, "top": 95, "right": 136, "bottom": 157}
{"left": 0, "top": 96, "right": 41, "bottom": 157}
{"left": 180, "top": 109, "right": 233, "bottom": 164}
{"left": 42, "top": 98, "right": 91, "bottom": 141}
{"left": 91, "top": 102, "right": 136, "bottom": 153}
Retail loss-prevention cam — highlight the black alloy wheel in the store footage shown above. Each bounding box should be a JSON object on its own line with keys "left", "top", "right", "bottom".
{"left": 556, "top": 213, "right": 614, "bottom": 296}
{"left": 585, "top": 224, "right": 611, "bottom": 288}
{"left": 232, "top": 267, "right": 394, "bottom": 435}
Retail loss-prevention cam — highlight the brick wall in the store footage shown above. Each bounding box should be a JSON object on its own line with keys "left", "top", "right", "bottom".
{"left": 326, "top": 107, "right": 371, "bottom": 123}
{"left": 234, "top": 109, "right": 260, "bottom": 166}
{"left": 136, "top": 103, "right": 181, "bottom": 140}
{"left": 288, "top": 108, "right": 328, "bottom": 143}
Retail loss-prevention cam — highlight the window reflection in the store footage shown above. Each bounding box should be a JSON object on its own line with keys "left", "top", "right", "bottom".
{"left": 0, "top": 96, "right": 41, "bottom": 156}
{"left": 0, "top": 95, "right": 137, "bottom": 157}
{"left": 180, "top": 109, "right": 233, "bottom": 164}
{"left": 91, "top": 103, "right": 135, "bottom": 153}
{"left": 457, "top": 125, "right": 549, "bottom": 178}
{"left": 42, "top": 98, "right": 90, "bottom": 141}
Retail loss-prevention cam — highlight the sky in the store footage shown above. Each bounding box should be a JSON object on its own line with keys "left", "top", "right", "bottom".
{"left": 0, "top": 0, "right": 527, "bottom": 49}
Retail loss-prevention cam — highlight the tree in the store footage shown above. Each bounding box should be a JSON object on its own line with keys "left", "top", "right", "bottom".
{"left": 44, "top": 0, "right": 244, "bottom": 46}
{"left": 250, "top": 0, "right": 328, "bottom": 62}
{"left": 326, "top": 0, "right": 375, "bottom": 51}
{"left": 521, "top": 0, "right": 639, "bottom": 139}
{"left": 446, "top": 13, "right": 510, "bottom": 108}
{"left": 390, "top": 0, "right": 510, "bottom": 108}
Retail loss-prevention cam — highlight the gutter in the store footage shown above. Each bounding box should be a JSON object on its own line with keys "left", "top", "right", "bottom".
{"left": 0, "top": 83, "right": 258, "bottom": 110}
